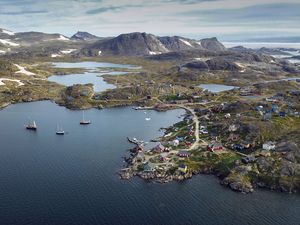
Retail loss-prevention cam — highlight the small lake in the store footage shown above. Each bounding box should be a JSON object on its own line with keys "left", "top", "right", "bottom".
{"left": 48, "top": 61, "right": 138, "bottom": 92}
{"left": 0, "top": 101, "right": 299, "bottom": 225}
{"left": 199, "top": 84, "right": 238, "bottom": 93}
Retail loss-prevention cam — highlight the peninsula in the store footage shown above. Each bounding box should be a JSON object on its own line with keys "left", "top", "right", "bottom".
{"left": 0, "top": 29, "right": 299, "bottom": 194}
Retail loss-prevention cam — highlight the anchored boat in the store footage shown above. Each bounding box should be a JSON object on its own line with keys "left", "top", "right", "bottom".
{"left": 80, "top": 111, "right": 91, "bottom": 125}
{"left": 127, "top": 137, "right": 144, "bottom": 145}
{"left": 56, "top": 124, "right": 65, "bottom": 135}
{"left": 25, "top": 120, "right": 37, "bottom": 130}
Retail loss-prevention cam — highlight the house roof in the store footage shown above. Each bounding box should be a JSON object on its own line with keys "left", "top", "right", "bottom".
{"left": 153, "top": 143, "right": 165, "bottom": 150}
{"left": 144, "top": 162, "right": 155, "bottom": 171}
{"left": 264, "top": 141, "right": 276, "bottom": 145}
{"left": 209, "top": 142, "right": 223, "bottom": 148}
{"left": 178, "top": 150, "right": 190, "bottom": 155}
{"left": 137, "top": 152, "right": 145, "bottom": 158}
{"left": 160, "top": 153, "right": 169, "bottom": 157}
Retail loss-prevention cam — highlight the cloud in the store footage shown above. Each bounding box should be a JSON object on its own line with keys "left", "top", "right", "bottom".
{"left": 180, "top": 3, "right": 300, "bottom": 22}
{"left": 162, "top": 0, "right": 217, "bottom": 4}
{"left": 0, "top": 0, "right": 299, "bottom": 41}
{"left": 0, "top": 10, "right": 48, "bottom": 15}
{"left": 86, "top": 4, "right": 143, "bottom": 14}
{"left": 86, "top": 6, "right": 124, "bottom": 14}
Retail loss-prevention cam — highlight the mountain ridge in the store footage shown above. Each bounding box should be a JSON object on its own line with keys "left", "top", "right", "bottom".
{"left": 71, "top": 31, "right": 101, "bottom": 41}
{"left": 81, "top": 32, "right": 226, "bottom": 56}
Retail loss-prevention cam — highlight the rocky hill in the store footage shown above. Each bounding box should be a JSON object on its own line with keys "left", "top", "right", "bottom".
{"left": 81, "top": 32, "right": 226, "bottom": 56}
{"left": 199, "top": 37, "right": 226, "bottom": 52}
{"left": 71, "top": 31, "right": 100, "bottom": 41}
{"left": 14, "top": 32, "right": 70, "bottom": 44}
{"left": 183, "top": 58, "right": 240, "bottom": 71}
{"left": 0, "top": 28, "right": 70, "bottom": 49}
{"left": 81, "top": 32, "right": 168, "bottom": 56}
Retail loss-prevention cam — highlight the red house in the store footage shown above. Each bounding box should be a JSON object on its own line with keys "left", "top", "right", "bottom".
{"left": 207, "top": 142, "right": 224, "bottom": 152}
{"left": 185, "top": 141, "right": 192, "bottom": 147}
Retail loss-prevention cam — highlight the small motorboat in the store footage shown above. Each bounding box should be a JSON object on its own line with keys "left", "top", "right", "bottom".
{"left": 145, "top": 117, "right": 151, "bottom": 121}
{"left": 127, "top": 137, "right": 144, "bottom": 145}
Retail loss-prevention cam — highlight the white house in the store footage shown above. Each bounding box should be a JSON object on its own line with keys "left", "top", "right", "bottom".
{"left": 225, "top": 113, "right": 231, "bottom": 119}
{"left": 173, "top": 139, "right": 180, "bottom": 147}
{"left": 263, "top": 141, "right": 276, "bottom": 151}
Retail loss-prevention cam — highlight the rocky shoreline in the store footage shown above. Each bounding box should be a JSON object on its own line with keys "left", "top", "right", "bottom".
{"left": 119, "top": 140, "right": 299, "bottom": 194}
{"left": 119, "top": 149, "right": 254, "bottom": 193}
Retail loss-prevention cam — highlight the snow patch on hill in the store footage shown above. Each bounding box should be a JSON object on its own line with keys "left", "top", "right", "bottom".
{"left": 14, "top": 64, "right": 36, "bottom": 76}
{"left": 57, "top": 35, "right": 70, "bottom": 41}
{"left": 51, "top": 54, "right": 62, "bottom": 58}
{"left": 60, "top": 49, "right": 76, "bottom": 54}
{"left": 179, "top": 39, "right": 193, "bottom": 47}
{"left": 0, "top": 39, "right": 19, "bottom": 47}
{"left": 0, "top": 78, "right": 24, "bottom": 86}
{"left": 149, "top": 51, "right": 162, "bottom": 55}
{"left": 1, "top": 29, "right": 15, "bottom": 36}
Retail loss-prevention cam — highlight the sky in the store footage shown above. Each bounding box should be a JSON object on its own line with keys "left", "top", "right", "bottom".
{"left": 0, "top": 0, "right": 299, "bottom": 41}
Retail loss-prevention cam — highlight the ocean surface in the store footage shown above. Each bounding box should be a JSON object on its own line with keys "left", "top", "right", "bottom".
{"left": 223, "top": 42, "right": 300, "bottom": 49}
{"left": 48, "top": 62, "right": 138, "bottom": 92}
{"left": 0, "top": 101, "right": 299, "bottom": 225}
{"left": 223, "top": 42, "right": 300, "bottom": 64}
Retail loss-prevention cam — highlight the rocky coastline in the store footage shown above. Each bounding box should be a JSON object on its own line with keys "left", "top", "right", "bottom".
{"left": 119, "top": 148, "right": 254, "bottom": 193}
{"left": 119, "top": 138, "right": 300, "bottom": 194}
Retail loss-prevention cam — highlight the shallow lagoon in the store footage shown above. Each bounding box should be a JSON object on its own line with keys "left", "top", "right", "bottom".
{"left": 48, "top": 61, "right": 138, "bottom": 92}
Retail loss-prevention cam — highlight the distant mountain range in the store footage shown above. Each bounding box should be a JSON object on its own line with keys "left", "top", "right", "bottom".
{"left": 0, "top": 28, "right": 226, "bottom": 56}
{"left": 0, "top": 28, "right": 70, "bottom": 49}
{"left": 70, "top": 31, "right": 101, "bottom": 41}
{"left": 2, "top": 27, "right": 300, "bottom": 62}
{"left": 1, "top": 28, "right": 298, "bottom": 77}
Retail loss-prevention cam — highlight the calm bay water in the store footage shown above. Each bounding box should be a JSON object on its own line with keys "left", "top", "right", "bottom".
{"left": 0, "top": 101, "right": 299, "bottom": 225}
{"left": 48, "top": 62, "right": 138, "bottom": 92}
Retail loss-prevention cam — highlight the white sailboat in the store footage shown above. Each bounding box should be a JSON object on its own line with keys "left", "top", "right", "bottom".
{"left": 56, "top": 124, "right": 65, "bottom": 135}
{"left": 26, "top": 120, "right": 37, "bottom": 130}
{"left": 80, "top": 111, "right": 91, "bottom": 125}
